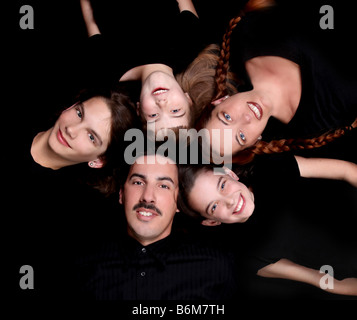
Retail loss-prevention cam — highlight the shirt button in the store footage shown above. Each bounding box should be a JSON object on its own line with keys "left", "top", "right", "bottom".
{"left": 141, "top": 272, "right": 146, "bottom": 277}
{"left": 141, "top": 248, "right": 146, "bottom": 253}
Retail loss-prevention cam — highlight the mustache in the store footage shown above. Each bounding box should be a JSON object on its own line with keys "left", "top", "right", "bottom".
{"left": 133, "top": 202, "right": 162, "bottom": 216}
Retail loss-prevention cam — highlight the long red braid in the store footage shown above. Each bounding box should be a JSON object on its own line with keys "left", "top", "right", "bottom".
{"left": 213, "top": 0, "right": 355, "bottom": 164}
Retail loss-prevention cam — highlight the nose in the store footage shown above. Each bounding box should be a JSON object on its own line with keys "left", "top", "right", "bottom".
{"left": 65, "top": 123, "right": 81, "bottom": 139}
{"left": 155, "top": 98, "right": 167, "bottom": 108}
{"left": 225, "top": 196, "right": 235, "bottom": 209}
{"left": 140, "top": 185, "right": 156, "bottom": 204}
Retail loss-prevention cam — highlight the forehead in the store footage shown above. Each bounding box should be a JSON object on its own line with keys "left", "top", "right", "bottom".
{"left": 83, "top": 97, "right": 111, "bottom": 118}
{"left": 127, "top": 155, "right": 178, "bottom": 183}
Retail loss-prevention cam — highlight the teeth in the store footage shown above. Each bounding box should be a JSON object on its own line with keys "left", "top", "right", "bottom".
{"left": 139, "top": 211, "right": 153, "bottom": 217}
{"left": 153, "top": 89, "right": 168, "bottom": 95}
{"left": 248, "top": 103, "right": 261, "bottom": 119}
{"left": 234, "top": 196, "right": 244, "bottom": 213}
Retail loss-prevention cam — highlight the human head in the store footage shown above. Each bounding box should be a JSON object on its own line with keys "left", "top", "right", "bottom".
{"left": 178, "top": 164, "right": 255, "bottom": 225}
{"left": 201, "top": 92, "right": 267, "bottom": 158}
{"left": 138, "top": 71, "right": 193, "bottom": 133}
{"left": 119, "top": 154, "right": 180, "bottom": 246}
{"left": 48, "top": 89, "right": 137, "bottom": 168}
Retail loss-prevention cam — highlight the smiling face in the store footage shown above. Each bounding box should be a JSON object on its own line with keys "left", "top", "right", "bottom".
{"left": 48, "top": 97, "right": 111, "bottom": 165}
{"left": 204, "top": 91, "right": 269, "bottom": 156}
{"left": 139, "top": 71, "right": 192, "bottom": 132}
{"left": 119, "top": 155, "right": 180, "bottom": 246}
{"left": 188, "top": 168, "right": 255, "bottom": 225}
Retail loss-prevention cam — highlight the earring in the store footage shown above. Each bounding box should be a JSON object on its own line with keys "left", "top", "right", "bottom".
{"left": 89, "top": 161, "right": 94, "bottom": 167}
{"left": 257, "top": 135, "right": 262, "bottom": 141}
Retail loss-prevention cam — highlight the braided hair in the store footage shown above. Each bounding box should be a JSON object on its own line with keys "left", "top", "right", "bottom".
{"left": 211, "top": 0, "right": 355, "bottom": 164}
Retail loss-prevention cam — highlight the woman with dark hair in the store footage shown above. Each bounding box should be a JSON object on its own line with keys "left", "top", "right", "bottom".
{"left": 186, "top": 0, "right": 357, "bottom": 163}
{"left": 30, "top": 88, "right": 137, "bottom": 170}
{"left": 177, "top": 147, "right": 357, "bottom": 296}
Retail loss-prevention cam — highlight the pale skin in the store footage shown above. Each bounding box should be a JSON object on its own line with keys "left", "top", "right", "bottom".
{"left": 206, "top": 54, "right": 357, "bottom": 157}
{"left": 206, "top": 56, "right": 302, "bottom": 155}
{"left": 119, "top": 155, "right": 180, "bottom": 246}
{"left": 187, "top": 156, "right": 357, "bottom": 296}
{"left": 80, "top": 0, "right": 196, "bottom": 132}
{"left": 31, "top": 97, "right": 111, "bottom": 170}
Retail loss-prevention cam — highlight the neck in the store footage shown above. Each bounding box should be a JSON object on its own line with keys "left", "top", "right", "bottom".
{"left": 120, "top": 63, "right": 173, "bottom": 83}
{"left": 31, "top": 128, "right": 76, "bottom": 170}
{"left": 245, "top": 56, "right": 301, "bottom": 123}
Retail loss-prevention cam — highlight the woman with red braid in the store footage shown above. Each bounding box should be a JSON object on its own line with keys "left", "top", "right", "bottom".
{"left": 185, "top": 0, "right": 357, "bottom": 164}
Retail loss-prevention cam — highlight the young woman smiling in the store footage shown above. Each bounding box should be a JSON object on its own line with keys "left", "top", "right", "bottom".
{"left": 190, "top": 0, "right": 357, "bottom": 163}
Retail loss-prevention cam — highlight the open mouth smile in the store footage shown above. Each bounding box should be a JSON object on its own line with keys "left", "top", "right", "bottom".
{"left": 247, "top": 102, "right": 262, "bottom": 120}
{"left": 233, "top": 195, "right": 245, "bottom": 214}
{"left": 152, "top": 88, "right": 169, "bottom": 95}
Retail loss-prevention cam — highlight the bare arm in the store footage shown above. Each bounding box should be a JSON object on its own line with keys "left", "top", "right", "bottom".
{"left": 176, "top": 0, "right": 198, "bottom": 17}
{"left": 80, "top": 0, "right": 101, "bottom": 36}
{"left": 258, "top": 258, "right": 357, "bottom": 296}
{"left": 295, "top": 156, "right": 357, "bottom": 187}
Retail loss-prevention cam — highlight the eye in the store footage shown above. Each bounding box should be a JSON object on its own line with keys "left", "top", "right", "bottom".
{"left": 148, "top": 113, "right": 159, "bottom": 118}
{"left": 76, "top": 109, "right": 83, "bottom": 119}
{"left": 88, "top": 133, "right": 95, "bottom": 143}
{"left": 211, "top": 203, "right": 218, "bottom": 213}
{"left": 220, "top": 181, "right": 226, "bottom": 191}
{"left": 160, "top": 184, "right": 170, "bottom": 189}
{"left": 171, "top": 109, "right": 180, "bottom": 114}
{"left": 239, "top": 131, "right": 246, "bottom": 142}
{"left": 133, "top": 180, "right": 144, "bottom": 186}
{"left": 223, "top": 112, "right": 232, "bottom": 121}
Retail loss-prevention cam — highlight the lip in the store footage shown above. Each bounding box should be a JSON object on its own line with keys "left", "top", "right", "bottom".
{"left": 57, "top": 129, "right": 71, "bottom": 148}
{"left": 247, "top": 102, "right": 263, "bottom": 120}
{"left": 232, "top": 194, "right": 245, "bottom": 215}
{"left": 136, "top": 208, "right": 159, "bottom": 221}
{"left": 152, "top": 87, "right": 169, "bottom": 95}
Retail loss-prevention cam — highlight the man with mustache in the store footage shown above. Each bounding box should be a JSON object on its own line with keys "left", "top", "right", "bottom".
{"left": 76, "top": 152, "right": 238, "bottom": 300}
{"left": 119, "top": 154, "right": 180, "bottom": 248}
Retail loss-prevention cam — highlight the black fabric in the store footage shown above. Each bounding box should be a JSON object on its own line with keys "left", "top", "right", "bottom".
{"left": 82, "top": 10, "right": 204, "bottom": 90}
{"left": 75, "top": 228, "right": 239, "bottom": 300}
{"left": 230, "top": 130, "right": 357, "bottom": 285}
{"left": 229, "top": 6, "right": 357, "bottom": 140}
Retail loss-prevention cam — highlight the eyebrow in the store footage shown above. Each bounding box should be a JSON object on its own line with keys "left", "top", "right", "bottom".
{"left": 79, "top": 103, "right": 103, "bottom": 146}
{"left": 205, "top": 176, "right": 223, "bottom": 215}
{"left": 129, "top": 173, "right": 175, "bottom": 185}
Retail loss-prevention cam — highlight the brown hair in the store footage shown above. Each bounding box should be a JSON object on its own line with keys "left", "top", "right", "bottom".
{"left": 195, "top": 0, "right": 354, "bottom": 164}
{"left": 77, "top": 88, "right": 140, "bottom": 194}
{"left": 232, "top": 126, "right": 355, "bottom": 164}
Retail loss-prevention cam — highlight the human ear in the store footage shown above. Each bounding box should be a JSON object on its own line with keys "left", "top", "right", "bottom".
{"left": 201, "top": 219, "right": 221, "bottom": 227}
{"left": 88, "top": 158, "right": 104, "bottom": 169}
{"left": 211, "top": 95, "right": 229, "bottom": 106}
{"left": 223, "top": 167, "right": 239, "bottom": 181}
{"left": 184, "top": 92, "right": 193, "bottom": 104}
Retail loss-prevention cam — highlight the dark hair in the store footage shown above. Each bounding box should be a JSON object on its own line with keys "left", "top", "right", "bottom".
{"left": 178, "top": 164, "right": 216, "bottom": 220}
{"left": 178, "top": 162, "right": 254, "bottom": 220}
{"left": 76, "top": 87, "right": 140, "bottom": 193}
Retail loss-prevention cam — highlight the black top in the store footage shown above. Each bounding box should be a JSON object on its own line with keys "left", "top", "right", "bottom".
{"left": 229, "top": 6, "right": 357, "bottom": 140}
{"left": 83, "top": 10, "right": 203, "bottom": 90}
{"left": 231, "top": 129, "right": 357, "bottom": 283}
{"left": 75, "top": 229, "right": 239, "bottom": 300}
{"left": 7, "top": 136, "right": 120, "bottom": 299}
